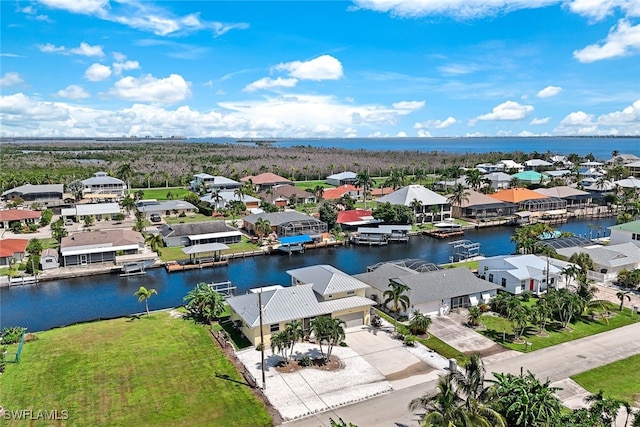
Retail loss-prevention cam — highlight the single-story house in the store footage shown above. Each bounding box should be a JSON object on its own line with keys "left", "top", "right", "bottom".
{"left": 376, "top": 185, "right": 451, "bottom": 222}
{"left": 136, "top": 200, "right": 197, "bottom": 218}
{"left": 61, "top": 203, "right": 122, "bottom": 222}
{"left": 433, "top": 176, "right": 469, "bottom": 192}
{"left": 511, "top": 170, "right": 546, "bottom": 185}
{"left": 448, "top": 190, "right": 516, "bottom": 219}
{"left": 475, "top": 163, "right": 504, "bottom": 173}
{"left": 159, "top": 221, "right": 242, "bottom": 247}
{"left": 0, "top": 209, "right": 41, "bottom": 229}
{"left": 326, "top": 171, "right": 358, "bottom": 186}
{"left": 240, "top": 173, "right": 292, "bottom": 192}
{"left": 1, "top": 184, "right": 64, "bottom": 207}
{"left": 484, "top": 172, "right": 512, "bottom": 190}
{"left": 614, "top": 176, "right": 640, "bottom": 191}
{"left": 243, "top": 211, "right": 328, "bottom": 238}
{"left": 227, "top": 264, "right": 375, "bottom": 346}
{"left": 336, "top": 209, "right": 382, "bottom": 229}
{"left": 82, "top": 172, "right": 126, "bottom": 196}
{"left": 257, "top": 184, "right": 316, "bottom": 206}
{"left": 322, "top": 185, "right": 363, "bottom": 201}
{"left": 353, "top": 262, "right": 419, "bottom": 303}
{"left": 524, "top": 159, "right": 553, "bottom": 170}
{"left": 556, "top": 243, "right": 640, "bottom": 282}
{"left": 498, "top": 160, "right": 525, "bottom": 173}
{"left": 0, "top": 239, "right": 29, "bottom": 266}
{"left": 200, "top": 190, "right": 261, "bottom": 211}
{"left": 488, "top": 188, "right": 566, "bottom": 214}
{"left": 533, "top": 186, "right": 592, "bottom": 208}
{"left": 608, "top": 220, "right": 640, "bottom": 248}
{"left": 60, "top": 229, "right": 145, "bottom": 267}
{"left": 40, "top": 248, "right": 60, "bottom": 270}
{"left": 478, "top": 254, "right": 564, "bottom": 296}
{"left": 390, "top": 267, "right": 501, "bottom": 316}
{"left": 190, "top": 173, "right": 241, "bottom": 192}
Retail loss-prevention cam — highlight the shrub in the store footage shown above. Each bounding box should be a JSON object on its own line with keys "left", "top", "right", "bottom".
{"left": 404, "top": 335, "right": 416, "bottom": 346}
{"left": 178, "top": 212, "right": 187, "bottom": 217}
{"left": 298, "top": 355, "right": 312, "bottom": 367}
{"left": 1, "top": 327, "right": 26, "bottom": 344}
{"left": 112, "top": 213, "right": 125, "bottom": 221}
{"left": 370, "top": 315, "right": 382, "bottom": 328}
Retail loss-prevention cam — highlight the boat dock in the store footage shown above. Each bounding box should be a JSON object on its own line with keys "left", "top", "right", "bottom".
{"left": 423, "top": 229, "right": 465, "bottom": 239}
{"left": 165, "top": 259, "right": 229, "bottom": 272}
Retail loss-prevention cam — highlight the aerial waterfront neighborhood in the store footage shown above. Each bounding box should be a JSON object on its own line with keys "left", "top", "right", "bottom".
{"left": 1, "top": 142, "right": 640, "bottom": 425}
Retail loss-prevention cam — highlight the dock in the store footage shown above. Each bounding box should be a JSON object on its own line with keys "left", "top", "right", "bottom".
{"left": 423, "top": 229, "right": 465, "bottom": 239}
{"left": 165, "top": 259, "right": 229, "bottom": 272}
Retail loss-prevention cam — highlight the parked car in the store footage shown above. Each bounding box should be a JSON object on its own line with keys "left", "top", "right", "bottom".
{"left": 150, "top": 214, "right": 162, "bottom": 223}
{"left": 64, "top": 219, "right": 74, "bottom": 226}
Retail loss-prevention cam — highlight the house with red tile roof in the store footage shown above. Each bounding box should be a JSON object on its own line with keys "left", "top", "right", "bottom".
{"left": 322, "top": 184, "right": 363, "bottom": 200}
{"left": 240, "top": 173, "right": 292, "bottom": 192}
{"left": 488, "top": 188, "right": 566, "bottom": 214}
{"left": 0, "top": 239, "right": 29, "bottom": 266}
{"left": 0, "top": 209, "right": 42, "bottom": 229}
{"left": 336, "top": 209, "right": 382, "bottom": 229}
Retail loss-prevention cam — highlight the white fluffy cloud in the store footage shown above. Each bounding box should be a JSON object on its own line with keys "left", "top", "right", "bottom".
{"left": 0, "top": 72, "right": 24, "bottom": 88}
{"left": 474, "top": 101, "right": 534, "bottom": 122}
{"left": 112, "top": 60, "right": 140, "bottom": 75}
{"left": 38, "top": 41, "right": 104, "bottom": 57}
{"left": 530, "top": 117, "right": 550, "bottom": 125}
{"left": 573, "top": 19, "right": 640, "bottom": 62}
{"left": 84, "top": 63, "right": 112, "bottom": 81}
{"left": 244, "top": 77, "right": 298, "bottom": 92}
{"left": 109, "top": 74, "right": 191, "bottom": 104}
{"left": 0, "top": 93, "right": 70, "bottom": 125}
{"left": 537, "top": 86, "right": 562, "bottom": 98}
{"left": 274, "top": 55, "right": 343, "bottom": 81}
{"left": 55, "top": 85, "right": 90, "bottom": 99}
{"left": 567, "top": 0, "right": 640, "bottom": 21}
{"left": 392, "top": 100, "right": 425, "bottom": 111}
{"left": 414, "top": 117, "right": 457, "bottom": 129}
{"left": 38, "top": 0, "right": 109, "bottom": 15}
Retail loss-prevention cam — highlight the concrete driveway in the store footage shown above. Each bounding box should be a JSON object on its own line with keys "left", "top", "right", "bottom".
{"left": 429, "top": 310, "right": 519, "bottom": 364}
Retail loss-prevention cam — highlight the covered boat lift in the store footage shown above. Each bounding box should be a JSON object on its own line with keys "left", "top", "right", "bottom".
{"left": 182, "top": 243, "right": 229, "bottom": 264}
{"left": 277, "top": 235, "right": 312, "bottom": 254}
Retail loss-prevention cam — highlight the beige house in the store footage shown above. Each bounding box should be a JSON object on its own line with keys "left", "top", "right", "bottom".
{"left": 227, "top": 265, "right": 374, "bottom": 347}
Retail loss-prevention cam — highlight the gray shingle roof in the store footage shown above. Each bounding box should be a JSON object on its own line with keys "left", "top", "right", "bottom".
{"left": 353, "top": 263, "right": 418, "bottom": 292}
{"left": 242, "top": 211, "right": 321, "bottom": 226}
{"left": 2, "top": 184, "right": 64, "bottom": 197}
{"left": 393, "top": 267, "right": 500, "bottom": 304}
{"left": 556, "top": 243, "right": 640, "bottom": 268}
{"left": 286, "top": 264, "right": 370, "bottom": 295}
{"left": 159, "top": 221, "right": 234, "bottom": 238}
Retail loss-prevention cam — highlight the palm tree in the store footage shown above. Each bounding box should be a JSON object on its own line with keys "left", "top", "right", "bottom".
{"left": 310, "top": 316, "right": 346, "bottom": 362}
{"left": 410, "top": 198, "right": 423, "bottom": 224}
{"left": 616, "top": 290, "right": 631, "bottom": 311}
{"left": 134, "top": 286, "right": 157, "bottom": 316}
{"left": 144, "top": 232, "right": 164, "bottom": 255}
{"left": 465, "top": 169, "right": 484, "bottom": 191}
{"left": 312, "top": 185, "right": 325, "bottom": 201}
{"left": 568, "top": 252, "right": 594, "bottom": 273}
{"left": 509, "top": 177, "right": 522, "bottom": 189}
{"left": 447, "top": 183, "right": 470, "bottom": 210}
{"left": 254, "top": 218, "right": 271, "bottom": 242}
{"left": 284, "top": 320, "right": 304, "bottom": 361}
{"left": 120, "top": 196, "right": 136, "bottom": 214}
{"left": 408, "top": 310, "right": 432, "bottom": 335}
{"left": 183, "top": 282, "right": 225, "bottom": 323}
{"left": 270, "top": 330, "right": 291, "bottom": 364}
{"left": 210, "top": 189, "right": 223, "bottom": 211}
{"left": 383, "top": 282, "right": 411, "bottom": 333}
{"left": 355, "top": 170, "right": 375, "bottom": 209}
{"left": 466, "top": 306, "right": 482, "bottom": 327}
{"left": 116, "top": 163, "right": 134, "bottom": 194}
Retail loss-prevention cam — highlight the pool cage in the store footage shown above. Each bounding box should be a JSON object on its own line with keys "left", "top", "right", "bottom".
{"left": 276, "top": 218, "right": 328, "bottom": 238}
{"left": 366, "top": 258, "right": 441, "bottom": 273}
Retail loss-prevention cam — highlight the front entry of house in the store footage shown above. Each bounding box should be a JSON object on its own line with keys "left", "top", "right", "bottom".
{"left": 450, "top": 296, "right": 465, "bottom": 309}
{"left": 80, "top": 254, "right": 88, "bottom": 265}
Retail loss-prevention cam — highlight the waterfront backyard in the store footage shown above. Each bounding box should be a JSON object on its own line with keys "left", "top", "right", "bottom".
{"left": 0, "top": 311, "right": 273, "bottom": 426}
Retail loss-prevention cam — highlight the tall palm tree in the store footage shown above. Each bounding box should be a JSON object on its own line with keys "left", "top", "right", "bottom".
{"left": 410, "top": 198, "right": 424, "bottom": 224}
{"left": 355, "top": 170, "right": 375, "bottom": 209}
{"left": 310, "top": 316, "right": 345, "bottom": 362}
{"left": 616, "top": 290, "right": 631, "bottom": 311}
{"left": 116, "top": 163, "right": 134, "bottom": 194}
{"left": 144, "top": 232, "right": 164, "bottom": 255}
{"left": 134, "top": 286, "right": 157, "bottom": 316}
{"left": 383, "top": 281, "right": 411, "bottom": 333}
{"left": 284, "top": 320, "right": 304, "bottom": 361}
{"left": 465, "top": 169, "right": 484, "bottom": 191}
{"left": 254, "top": 217, "right": 271, "bottom": 242}
{"left": 210, "top": 189, "right": 223, "bottom": 211}
{"left": 183, "top": 282, "right": 225, "bottom": 322}
{"left": 447, "top": 183, "right": 470, "bottom": 210}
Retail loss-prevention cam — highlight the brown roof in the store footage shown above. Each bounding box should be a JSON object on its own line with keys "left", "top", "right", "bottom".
{"left": 371, "top": 187, "right": 394, "bottom": 197}
{"left": 0, "top": 210, "right": 42, "bottom": 221}
{"left": 448, "top": 190, "right": 514, "bottom": 207}
{"left": 323, "top": 185, "right": 358, "bottom": 200}
{"left": 0, "top": 239, "right": 29, "bottom": 257}
{"left": 61, "top": 229, "right": 144, "bottom": 249}
{"left": 240, "top": 173, "right": 292, "bottom": 185}
{"left": 488, "top": 188, "right": 549, "bottom": 203}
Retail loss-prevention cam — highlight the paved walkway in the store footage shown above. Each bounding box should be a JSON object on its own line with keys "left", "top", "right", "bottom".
{"left": 283, "top": 322, "right": 640, "bottom": 427}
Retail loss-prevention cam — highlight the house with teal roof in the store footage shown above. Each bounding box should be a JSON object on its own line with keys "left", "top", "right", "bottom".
{"left": 511, "top": 170, "right": 546, "bottom": 185}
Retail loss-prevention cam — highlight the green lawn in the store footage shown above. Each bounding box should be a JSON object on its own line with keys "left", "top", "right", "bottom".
{"left": 479, "top": 304, "right": 640, "bottom": 352}
{"left": 0, "top": 312, "right": 272, "bottom": 426}
{"left": 133, "top": 187, "right": 191, "bottom": 200}
{"left": 159, "top": 237, "right": 262, "bottom": 262}
{"left": 571, "top": 354, "right": 640, "bottom": 406}
{"left": 164, "top": 213, "right": 219, "bottom": 225}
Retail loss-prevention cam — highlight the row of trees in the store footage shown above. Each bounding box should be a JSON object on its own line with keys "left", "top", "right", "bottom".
{"left": 409, "top": 354, "right": 640, "bottom": 427}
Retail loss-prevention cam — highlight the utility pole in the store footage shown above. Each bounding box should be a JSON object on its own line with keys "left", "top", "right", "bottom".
{"left": 258, "top": 289, "right": 266, "bottom": 390}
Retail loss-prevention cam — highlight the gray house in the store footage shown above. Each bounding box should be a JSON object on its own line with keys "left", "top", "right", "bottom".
{"left": 60, "top": 229, "right": 144, "bottom": 267}
{"left": 159, "top": 222, "right": 242, "bottom": 247}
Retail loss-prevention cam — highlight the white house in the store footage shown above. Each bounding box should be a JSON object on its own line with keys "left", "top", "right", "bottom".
{"left": 81, "top": 172, "right": 126, "bottom": 196}
{"left": 478, "top": 254, "right": 563, "bottom": 296}
{"left": 608, "top": 220, "right": 640, "bottom": 248}
{"left": 326, "top": 171, "right": 358, "bottom": 186}
{"left": 376, "top": 185, "right": 451, "bottom": 222}
{"left": 497, "top": 160, "right": 525, "bottom": 173}
{"left": 556, "top": 243, "right": 640, "bottom": 282}
{"left": 190, "top": 173, "right": 241, "bottom": 192}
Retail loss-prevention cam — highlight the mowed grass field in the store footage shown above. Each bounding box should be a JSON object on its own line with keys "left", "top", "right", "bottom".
{"left": 0, "top": 312, "right": 272, "bottom": 427}
{"left": 572, "top": 354, "right": 640, "bottom": 406}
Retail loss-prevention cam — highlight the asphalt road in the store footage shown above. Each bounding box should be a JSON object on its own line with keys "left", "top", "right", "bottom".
{"left": 283, "top": 322, "right": 640, "bottom": 427}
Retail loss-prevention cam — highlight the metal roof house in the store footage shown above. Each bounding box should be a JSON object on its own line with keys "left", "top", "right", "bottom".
{"left": 227, "top": 265, "right": 375, "bottom": 346}
{"left": 81, "top": 172, "right": 126, "bottom": 196}
{"left": 326, "top": 171, "right": 358, "bottom": 186}
{"left": 136, "top": 200, "right": 197, "bottom": 218}
{"left": 190, "top": 173, "right": 241, "bottom": 192}
{"left": 1, "top": 184, "right": 65, "bottom": 207}
{"left": 61, "top": 203, "right": 122, "bottom": 221}
{"left": 376, "top": 185, "right": 451, "bottom": 222}
{"left": 556, "top": 243, "right": 640, "bottom": 283}
{"left": 478, "top": 254, "right": 564, "bottom": 296}
{"left": 200, "top": 190, "right": 260, "bottom": 211}
{"left": 609, "top": 220, "right": 640, "bottom": 248}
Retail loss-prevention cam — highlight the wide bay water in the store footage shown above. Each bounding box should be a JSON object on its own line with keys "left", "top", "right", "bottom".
{"left": 189, "top": 137, "right": 640, "bottom": 160}
{"left": 0, "top": 217, "right": 616, "bottom": 332}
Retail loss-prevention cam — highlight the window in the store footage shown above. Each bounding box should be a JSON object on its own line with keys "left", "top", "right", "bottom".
{"left": 269, "top": 324, "right": 279, "bottom": 333}
{"left": 550, "top": 278, "right": 555, "bottom": 284}
{"left": 488, "top": 274, "right": 494, "bottom": 283}
{"left": 501, "top": 278, "right": 507, "bottom": 287}
{"left": 346, "top": 290, "right": 355, "bottom": 295}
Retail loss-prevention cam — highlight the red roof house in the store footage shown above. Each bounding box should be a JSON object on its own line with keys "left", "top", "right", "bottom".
{"left": 0, "top": 209, "right": 42, "bottom": 229}
{"left": 0, "top": 239, "right": 29, "bottom": 266}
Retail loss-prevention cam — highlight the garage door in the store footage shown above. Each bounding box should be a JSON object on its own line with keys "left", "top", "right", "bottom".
{"left": 337, "top": 312, "right": 363, "bottom": 328}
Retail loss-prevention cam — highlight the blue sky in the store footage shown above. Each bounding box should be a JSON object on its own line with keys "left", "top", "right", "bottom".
{"left": 1, "top": 0, "right": 639, "bottom": 138}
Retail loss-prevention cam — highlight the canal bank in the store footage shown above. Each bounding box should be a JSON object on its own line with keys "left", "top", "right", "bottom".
{"left": 0, "top": 217, "right": 617, "bottom": 332}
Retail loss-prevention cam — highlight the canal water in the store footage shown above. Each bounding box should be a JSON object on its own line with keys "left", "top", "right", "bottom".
{"left": 0, "top": 217, "right": 616, "bottom": 332}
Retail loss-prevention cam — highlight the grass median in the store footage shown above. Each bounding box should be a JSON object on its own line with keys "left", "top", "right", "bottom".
{"left": 571, "top": 354, "right": 640, "bottom": 406}
{"left": 0, "top": 311, "right": 272, "bottom": 426}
